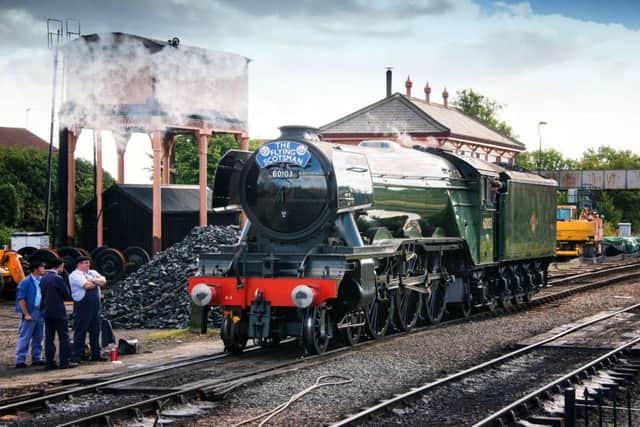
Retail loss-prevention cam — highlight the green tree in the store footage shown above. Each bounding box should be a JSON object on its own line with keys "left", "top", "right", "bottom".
{"left": 0, "top": 183, "right": 20, "bottom": 227}
{"left": 172, "top": 135, "right": 266, "bottom": 187}
{"left": 596, "top": 191, "right": 621, "bottom": 227}
{"left": 453, "top": 89, "right": 515, "bottom": 138}
{"left": 579, "top": 146, "right": 640, "bottom": 170}
{"left": 0, "top": 146, "right": 114, "bottom": 242}
{"left": 174, "top": 134, "right": 240, "bottom": 187}
{"left": 515, "top": 149, "right": 578, "bottom": 171}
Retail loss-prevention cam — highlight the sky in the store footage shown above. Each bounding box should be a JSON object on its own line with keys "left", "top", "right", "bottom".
{"left": 1, "top": 0, "right": 639, "bottom": 183}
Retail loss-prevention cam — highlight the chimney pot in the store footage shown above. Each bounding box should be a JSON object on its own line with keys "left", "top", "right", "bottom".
{"left": 405, "top": 75, "right": 413, "bottom": 98}
{"left": 386, "top": 68, "right": 392, "bottom": 97}
{"left": 443, "top": 87, "right": 449, "bottom": 108}
{"left": 424, "top": 82, "right": 431, "bottom": 104}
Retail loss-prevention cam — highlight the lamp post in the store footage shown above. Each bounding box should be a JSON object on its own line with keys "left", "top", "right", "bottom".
{"left": 538, "top": 121, "right": 548, "bottom": 174}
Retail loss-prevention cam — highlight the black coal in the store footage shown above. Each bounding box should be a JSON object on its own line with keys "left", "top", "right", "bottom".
{"left": 102, "top": 225, "right": 239, "bottom": 329}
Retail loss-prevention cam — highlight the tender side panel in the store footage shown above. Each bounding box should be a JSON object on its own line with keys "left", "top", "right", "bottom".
{"left": 500, "top": 181, "right": 557, "bottom": 260}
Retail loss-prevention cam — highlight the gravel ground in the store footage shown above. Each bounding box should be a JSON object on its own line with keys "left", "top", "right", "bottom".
{"left": 0, "top": 299, "right": 224, "bottom": 392}
{"left": 186, "top": 278, "right": 640, "bottom": 426}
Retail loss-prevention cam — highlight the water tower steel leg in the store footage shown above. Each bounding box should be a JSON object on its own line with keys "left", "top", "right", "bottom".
{"left": 198, "top": 132, "right": 209, "bottom": 227}
{"left": 66, "top": 130, "right": 77, "bottom": 246}
{"left": 151, "top": 131, "right": 163, "bottom": 254}
{"left": 96, "top": 130, "right": 103, "bottom": 247}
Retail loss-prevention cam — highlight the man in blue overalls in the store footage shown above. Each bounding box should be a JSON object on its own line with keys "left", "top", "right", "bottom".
{"left": 69, "top": 256, "right": 107, "bottom": 363}
{"left": 15, "top": 262, "right": 46, "bottom": 368}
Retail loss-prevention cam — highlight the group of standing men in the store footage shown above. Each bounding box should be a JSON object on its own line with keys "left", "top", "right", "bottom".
{"left": 14, "top": 256, "right": 107, "bottom": 370}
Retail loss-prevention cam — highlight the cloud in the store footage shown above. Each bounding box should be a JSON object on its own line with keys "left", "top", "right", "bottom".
{"left": 0, "top": 8, "right": 43, "bottom": 53}
{"left": 493, "top": 1, "right": 533, "bottom": 17}
{"left": 216, "top": 0, "right": 455, "bottom": 19}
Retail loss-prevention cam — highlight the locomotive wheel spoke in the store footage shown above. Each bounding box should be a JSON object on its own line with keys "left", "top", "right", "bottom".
{"left": 393, "top": 286, "right": 422, "bottom": 331}
{"left": 303, "top": 304, "right": 330, "bottom": 355}
{"left": 365, "top": 285, "right": 393, "bottom": 339}
{"left": 422, "top": 280, "right": 446, "bottom": 324}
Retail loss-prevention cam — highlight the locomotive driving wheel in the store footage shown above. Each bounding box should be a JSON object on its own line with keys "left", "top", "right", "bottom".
{"left": 221, "top": 315, "right": 248, "bottom": 354}
{"left": 422, "top": 278, "right": 447, "bottom": 324}
{"left": 337, "top": 310, "right": 364, "bottom": 346}
{"left": 303, "top": 304, "right": 330, "bottom": 355}
{"left": 365, "top": 281, "right": 394, "bottom": 339}
{"left": 393, "top": 286, "right": 422, "bottom": 331}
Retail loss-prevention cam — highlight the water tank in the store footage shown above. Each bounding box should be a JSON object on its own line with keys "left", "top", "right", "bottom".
{"left": 59, "top": 33, "right": 248, "bottom": 133}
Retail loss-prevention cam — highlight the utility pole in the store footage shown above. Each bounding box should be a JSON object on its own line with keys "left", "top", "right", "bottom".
{"left": 44, "top": 19, "right": 63, "bottom": 233}
{"left": 537, "top": 121, "right": 548, "bottom": 175}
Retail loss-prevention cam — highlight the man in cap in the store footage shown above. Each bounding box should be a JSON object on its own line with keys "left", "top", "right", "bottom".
{"left": 69, "top": 256, "right": 107, "bottom": 363}
{"left": 40, "top": 258, "right": 77, "bottom": 369}
{"left": 14, "top": 262, "right": 46, "bottom": 368}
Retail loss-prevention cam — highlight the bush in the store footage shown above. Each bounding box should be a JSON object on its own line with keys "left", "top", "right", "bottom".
{"left": 0, "top": 224, "right": 14, "bottom": 248}
{"left": 0, "top": 183, "right": 20, "bottom": 227}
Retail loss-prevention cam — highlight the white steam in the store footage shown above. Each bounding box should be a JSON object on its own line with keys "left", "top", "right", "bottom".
{"left": 59, "top": 33, "right": 248, "bottom": 133}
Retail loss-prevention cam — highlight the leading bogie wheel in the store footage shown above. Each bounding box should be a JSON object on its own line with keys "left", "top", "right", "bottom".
{"left": 221, "top": 316, "right": 248, "bottom": 354}
{"left": 303, "top": 304, "right": 330, "bottom": 355}
{"left": 393, "top": 286, "right": 422, "bottom": 331}
{"left": 365, "top": 283, "right": 394, "bottom": 339}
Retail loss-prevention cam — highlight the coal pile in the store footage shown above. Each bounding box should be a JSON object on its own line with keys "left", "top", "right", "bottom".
{"left": 102, "top": 225, "right": 239, "bottom": 329}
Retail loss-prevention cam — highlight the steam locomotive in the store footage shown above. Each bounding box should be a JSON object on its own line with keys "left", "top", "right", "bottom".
{"left": 188, "top": 126, "right": 557, "bottom": 354}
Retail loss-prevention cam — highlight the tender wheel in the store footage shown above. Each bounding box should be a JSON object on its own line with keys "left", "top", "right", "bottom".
{"left": 221, "top": 316, "right": 248, "bottom": 354}
{"left": 393, "top": 286, "right": 422, "bottom": 331}
{"left": 303, "top": 304, "right": 330, "bottom": 355}
{"left": 365, "top": 283, "right": 394, "bottom": 339}
{"left": 422, "top": 280, "right": 447, "bottom": 324}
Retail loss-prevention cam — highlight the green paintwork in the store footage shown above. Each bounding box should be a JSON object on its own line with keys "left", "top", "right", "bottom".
{"left": 499, "top": 181, "right": 557, "bottom": 260}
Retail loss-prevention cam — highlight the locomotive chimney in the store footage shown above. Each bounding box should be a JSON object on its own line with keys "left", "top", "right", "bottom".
{"left": 405, "top": 76, "right": 413, "bottom": 98}
{"left": 424, "top": 82, "right": 431, "bottom": 104}
{"left": 386, "top": 68, "right": 392, "bottom": 97}
{"left": 278, "top": 125, "right": 321, "bottom": 143}
{"left": 443, "top": 87, "right": 449, "bottom": 108}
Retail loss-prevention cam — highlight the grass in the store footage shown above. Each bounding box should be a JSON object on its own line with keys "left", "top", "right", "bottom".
{"left": 144, "top": 328, "right": 219, "bottom": 341}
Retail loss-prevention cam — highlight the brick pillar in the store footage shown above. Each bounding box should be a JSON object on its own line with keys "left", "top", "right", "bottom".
{"left": 66, "top": 130, "right": 77, "bottom": 246}
{"left": 198, "top": 133, "right": 209, "bottom": 226}
{"left": 151, "top": 131, "right": 163, "bottom": 254}
{"left": 95, "top": 130, "right": 103, "bottom": 247}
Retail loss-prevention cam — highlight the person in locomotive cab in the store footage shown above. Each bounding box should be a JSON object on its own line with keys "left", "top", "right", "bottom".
{"left": 490, "top": 179, "right": 503, "bottom": 204}
{"left": 69, "top": 256, "right": 107, "bottom": 362}
{"left": 40, "top": 258, "right": 77, "bottom": 369}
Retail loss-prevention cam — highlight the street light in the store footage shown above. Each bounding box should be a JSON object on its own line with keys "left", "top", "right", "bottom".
{"left": 538, "top": 121, "right": 548, "bottom": 174}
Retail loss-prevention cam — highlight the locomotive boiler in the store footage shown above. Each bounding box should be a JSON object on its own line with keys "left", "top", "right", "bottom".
{"left": 188, "top": 126, "right": 557, "bottom": 354}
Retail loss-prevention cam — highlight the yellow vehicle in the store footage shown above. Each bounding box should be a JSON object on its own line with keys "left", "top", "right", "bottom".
{"left": 556, "top": 206, "right": 603, "bottom": 258}
{"left": 0, "top": 249, "right": 26, "bottom": 296}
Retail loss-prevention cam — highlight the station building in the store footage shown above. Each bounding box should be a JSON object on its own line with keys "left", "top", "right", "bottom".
{"left": 320, "top": 76, "right": 524, "bottom": 164}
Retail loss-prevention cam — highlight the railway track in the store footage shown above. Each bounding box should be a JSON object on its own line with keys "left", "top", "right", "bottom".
{"left": 330, "top": 303, "right": 640, "bottom": 426}
{"left": 2, "top": 260, "right": 640, "bottom": 425}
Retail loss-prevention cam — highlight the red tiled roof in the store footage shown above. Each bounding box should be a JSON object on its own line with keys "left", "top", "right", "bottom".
{"left": 0, "top": 127, "right": 56, "bottom": 152}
